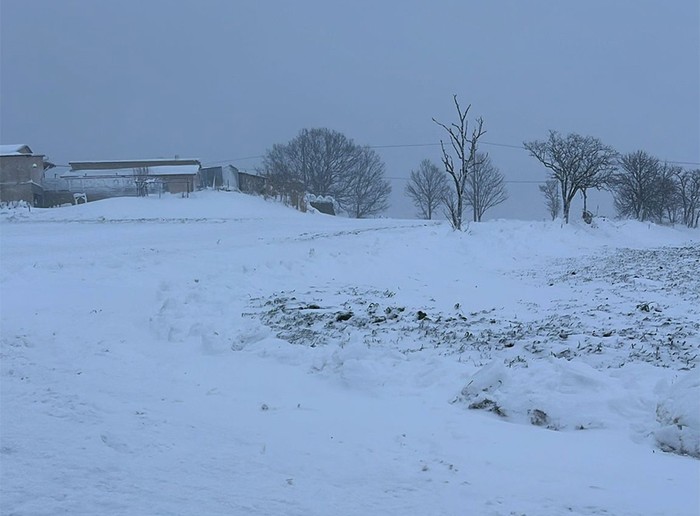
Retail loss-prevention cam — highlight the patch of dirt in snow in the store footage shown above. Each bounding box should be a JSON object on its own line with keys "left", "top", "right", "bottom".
{"left": 245, "top": 244, "right": 700, "bottom": 370}
{"left": 524, "top": 244, "right": 700, "bottom": 369}
{"left": 245, "top": 287, "right": 509, "bottom": 363}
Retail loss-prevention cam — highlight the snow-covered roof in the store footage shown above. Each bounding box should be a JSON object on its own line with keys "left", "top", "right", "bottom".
{"left": 62, "top": 164, "right": 200, "bottom": 178}
{"left": 0, "top": 144, "right": 34, "bottom": 156}
{"left": 69, "top": 159, "right": 200, "bottom": 171}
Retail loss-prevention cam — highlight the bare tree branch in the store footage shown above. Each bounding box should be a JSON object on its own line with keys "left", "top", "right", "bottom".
{"left": 433, "top": 95, "right": 486, "bottom": 230}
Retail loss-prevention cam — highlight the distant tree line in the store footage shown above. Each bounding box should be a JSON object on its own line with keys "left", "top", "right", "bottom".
{"left": 260, "top": 98, "right": 698, "bottom": 228}
{"left": 524, "top": 131, "right": 699, "bottom": 227}
{"left": 609, "top": 152, "right": 699, "bottom": 227}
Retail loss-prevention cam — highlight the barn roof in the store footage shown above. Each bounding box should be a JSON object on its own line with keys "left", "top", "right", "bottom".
{"left": 0, "top": 144, "right": 35, "bottom": 156}
{"left": 69, "top": 159, "right": 201, "bottom": 171}
{"left": 62, "top": 164, "right": 200, "bottom": 178}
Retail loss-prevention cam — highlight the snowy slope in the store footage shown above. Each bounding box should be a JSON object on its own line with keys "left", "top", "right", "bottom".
{"left": 1, "top": 192, "right": 699, "bottom": 516}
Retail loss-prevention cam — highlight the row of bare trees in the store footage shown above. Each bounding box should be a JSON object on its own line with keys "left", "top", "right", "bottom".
{"left": 261, "top": 97, "right": 697, "bottom": 228}
{"left": 525, "top": 131, "right": 700, "bottom": 227}
{"left": 405, "top": 153, "right": 508, "bottom": 226}
{"left": 266, "top": 97, "right": 507, "bottom": 228}
{"left": 405, "top": 96, "right": 508, "bottom": 229}
{"left": 609, "top": 152, "right": 699, "bottom": 227}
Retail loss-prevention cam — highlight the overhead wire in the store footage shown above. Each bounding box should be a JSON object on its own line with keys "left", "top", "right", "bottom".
{"left": 202, "top": 139, "right": 699, "bottom": 167}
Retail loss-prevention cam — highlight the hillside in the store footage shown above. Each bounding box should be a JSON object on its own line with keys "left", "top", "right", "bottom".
{"left": 1, "top": 191, "right": 699, "bottom": 515}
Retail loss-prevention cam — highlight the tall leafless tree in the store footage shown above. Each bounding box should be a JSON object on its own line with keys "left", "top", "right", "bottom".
{"left": 644, "top": 163, "right": 681, "bottom": 224}
{"left": 335, "top": 146, "right": 391, "bottom": 218}
{"left": 433, "top": 95, "right": 486, "bottom": 230}
{"left": 538, "top": 179, "right": 561, "bottom": 220}
{"left": 263, "top": 128, "right": 358, "bottom": 196}
{"left": 465, "top": 152, "right": 508, "bottom": 222}
{"left": 524, "top": 131, "right": 617, "bottom": 223}
{"left": 262, "top": 128, "right": 390, "bottom": 218}
{"left": 609, "top": 150, "right": 662, "bottom": 221}
{"left": 405, "top": 159, "right": 449, "bottom": 219}
{"left": 676, "top": 168, "right": 700, "bottom": 228}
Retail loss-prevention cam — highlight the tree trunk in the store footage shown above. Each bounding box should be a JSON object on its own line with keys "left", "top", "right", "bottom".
{"left": 457, "top": 194, "right": 463, "bottom": 230}
{"left": 562, "top": 190, "right": 570, "bottom": 224}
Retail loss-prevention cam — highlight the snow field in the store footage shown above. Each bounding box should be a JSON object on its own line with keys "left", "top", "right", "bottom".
{"left": 1, "top": 192, "right": 699, "bottom": 515}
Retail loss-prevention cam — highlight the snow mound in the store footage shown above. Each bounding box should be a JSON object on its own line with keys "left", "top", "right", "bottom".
{"left": 0, "top": 200, "right": 33, "bottom": 219}
{"left": 655, "top": 370, "right": 700, "bottom": 458}
{"left": 460, "top": 358, "right": 634, "bottom": 432}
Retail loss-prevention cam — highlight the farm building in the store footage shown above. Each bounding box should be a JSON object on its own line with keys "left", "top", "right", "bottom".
{"left": 60, "top": 159, "right": 201, "bottom": 200}
{"left": 0, "top": 144, "right": 54, "bottom": 206}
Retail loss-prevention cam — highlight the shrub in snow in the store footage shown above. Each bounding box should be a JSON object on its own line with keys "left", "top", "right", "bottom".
{"left": 654, "top": 370, "right": 700, "bottom": 458}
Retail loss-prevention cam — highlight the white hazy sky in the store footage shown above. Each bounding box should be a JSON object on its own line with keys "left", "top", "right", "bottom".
{"left": 1, "top": 0, "right": 698, "bottom": 219}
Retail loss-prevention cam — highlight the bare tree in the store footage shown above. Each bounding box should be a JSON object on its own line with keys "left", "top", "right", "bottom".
{"left": 465, "top": 152, "right": 508, "bottom": 221}
{"left": 335, "top": 147, "right": 391, "bottom": 218}
{"left": 676, "top": 168, "right": 700, "bottom": 228}
{"left": 608, "top": 153, "right": 691, "bottom": 225}
{"left": 538, "top": 179, "right": 561, "bottom": 220}
{"left": 609, "top": 150, "right": 662, "bottom": 221}
{"left": 433, "top": 95, "right": 486, "bottom": 230}
{"left": 133, "top": 166, "right": 150, "bottom": 197}
{"left": 262, "top": 128, "right": 391, "bottom": 217}
{"left": 524, "top": 131, "right": 617, "bottom": 223}
{"left": 405, "top": 159, "right": 449, "bottom": 219}
{"left": 655, "top": 163, "right": 682, "bottom": 224}
{"left": 262, "top": 128, "right": 358, "bottom": 197}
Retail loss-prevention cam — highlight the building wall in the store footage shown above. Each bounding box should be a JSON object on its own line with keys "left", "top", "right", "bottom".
{"left": 162, "top": 175, "right": 195, "bottom": 195}
{"left": 56, "top": 174, "right": 196, "bottom": 199}
{"left": 0, "top": 155, "right": 45, "bottom": 204}
{"left": 238, "top": 172, "right": 266, "bottom": 195}
{"left": 62, "top": 176, "right": 138, "bottom": 198}
{"left": 199, "top": 166, "right": 239, "bottom": 190}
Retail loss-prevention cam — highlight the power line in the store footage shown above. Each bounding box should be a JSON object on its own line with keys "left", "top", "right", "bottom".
{"left": 200, "top": 139, "right": 531, "bottom": 165}
{"left": 202, "top": 155, "right": 264, "bottom": 166}
{"left": 371, "top": 140, "right": 698, "bottom": 165}
{"left": 386, "top": 176, "right": 545, "bottom": 184}
{"left": 666, "top": 160, "right": 700, "bottom": 166}
{"left": 52, "top": 139, "right": 700, "bottom": 169}
{"left": 368, "top": 140, "right": 526, "bottom": 151}
{"left": 369, "top": 142, "right": 441, "bottom": 149}
{"left": 482, "top": 140, "right": 527, "bottom": 150}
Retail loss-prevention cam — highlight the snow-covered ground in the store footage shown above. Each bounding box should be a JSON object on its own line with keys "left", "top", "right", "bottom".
{"left": 1, "top": 192, "right": 699, "bottom": 515}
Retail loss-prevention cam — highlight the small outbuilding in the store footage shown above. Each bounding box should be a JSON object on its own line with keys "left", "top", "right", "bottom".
{"left": 199, "top": 165, "right": 267, "bottom": 195}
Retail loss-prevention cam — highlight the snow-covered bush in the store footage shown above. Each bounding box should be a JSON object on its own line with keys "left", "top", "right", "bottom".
{"left": 654, "top": 370, "right": 700, "bottom": 458}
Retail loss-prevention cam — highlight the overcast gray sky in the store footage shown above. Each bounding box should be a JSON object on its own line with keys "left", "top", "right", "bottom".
{"left": 2, "top": 0, "right": 698, "bottom": 219}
